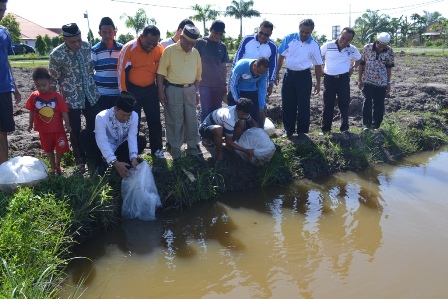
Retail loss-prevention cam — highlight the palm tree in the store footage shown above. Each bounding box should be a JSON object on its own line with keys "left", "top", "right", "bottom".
{"left": 353, "top": 9, "right": 390, "bottom": 44}
{"left": 225, "top": 0, "right": 260, "bottom": 38}
{"left": 120, "top": 8, "right": 152, "bottom": 37}
{"left": 190, "top": 4, "right": 220, "bottom": 36}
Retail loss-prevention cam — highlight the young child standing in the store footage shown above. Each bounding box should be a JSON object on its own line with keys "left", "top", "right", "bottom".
{"left": 26, "top": 67, "right": 71, "bottom": 175}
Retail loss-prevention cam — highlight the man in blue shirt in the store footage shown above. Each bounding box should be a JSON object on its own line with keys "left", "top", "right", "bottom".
{"left": 233, "top": 21, "right": 277, "bottom": 97}
{"left": 276, "top": 19, "right": 323, "bottom": 139}
{"left": 0, "top": 0, "right": 22, "bottom": 164}
{"left": 227, "top": 57, "right": 269, "bottom": 126}
{"left": 91, "top": 17, "right": 123, "bottom": 111}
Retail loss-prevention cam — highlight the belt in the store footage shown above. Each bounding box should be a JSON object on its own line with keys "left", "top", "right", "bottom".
{"left": 324, "top": 72, "right": 349, "bottom": 78}
{"left": 287, "top": 68, "right": 310, "bottom": 73}
{"left": 167, "top": 82, "right": 193, "bottom": 88}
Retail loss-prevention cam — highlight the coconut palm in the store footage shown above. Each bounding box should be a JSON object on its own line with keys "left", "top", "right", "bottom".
{"left": 190, "top": 4, "right": 220, "bottom": 36}
{"left": 120, "top": 8, "right": 153, "bottom": 36}
{"left": 225, "top": 0, "right": 260, "bottom": 38}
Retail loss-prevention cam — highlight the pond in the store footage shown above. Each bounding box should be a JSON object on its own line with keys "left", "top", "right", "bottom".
{"left": 61, "top": 147, "right": 448, "bottom": 298}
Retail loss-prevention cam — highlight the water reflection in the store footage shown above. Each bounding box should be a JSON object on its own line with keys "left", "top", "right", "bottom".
{"left": 61, "top": 148, "right": 448, "bottom": 298}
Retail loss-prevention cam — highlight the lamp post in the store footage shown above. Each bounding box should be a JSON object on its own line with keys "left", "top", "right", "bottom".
{"left": 84, "top": 10, "right": 92, "bottom": 45}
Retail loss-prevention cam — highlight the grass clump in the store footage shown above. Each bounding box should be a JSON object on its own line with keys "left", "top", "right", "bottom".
{"left": 0, "top": 175, "right": 115, "bottom": 298}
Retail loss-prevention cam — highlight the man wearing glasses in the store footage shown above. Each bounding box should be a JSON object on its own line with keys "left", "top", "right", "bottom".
{"left": 358, "top": 32, "right": 395, "bottom": 130}
{"left": 320, "top": 27, "right": 361, "bottom": 134}
{"left": 233, "top": 21, "right": 277, "bottom": 127}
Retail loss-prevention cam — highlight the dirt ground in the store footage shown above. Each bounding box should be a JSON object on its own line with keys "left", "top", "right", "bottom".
{"left": 7, "top": 53, "right": 448, "bottom": 163}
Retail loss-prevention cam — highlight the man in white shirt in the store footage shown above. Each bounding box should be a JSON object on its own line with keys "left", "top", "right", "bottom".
{"left": 276, "top": 19, "right": 323, "bottom": 139}
{"left": 320, "top": 27, "right": 361, "bottom": 134}
{"left": 80, "top": 91, "right": 146, "bottom": 178}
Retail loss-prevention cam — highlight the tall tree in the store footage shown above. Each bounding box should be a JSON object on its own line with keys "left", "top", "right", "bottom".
{"left": 422, "top": 10, "right": 442, "bottom": 27}
{"left": 190, "top": 4, "right": 220, "bottom": 36}
{"left": 35, "top": 35, "right": 47, "bottom": 56}
{"left": 353, "top": 9, "right": 390, "bottom": 44}
{"left": 0, "top": 13, "right": 21, "bottom": 42}
{"left": 120, "top": 8, "right": 151, "bottom": 36}
{"left": 225, "top": 0, "right": 260, "bottom": 38}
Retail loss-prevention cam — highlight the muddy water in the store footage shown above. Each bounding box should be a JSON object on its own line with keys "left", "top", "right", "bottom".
{"left": 61, "top": 148, "right": 448, "bottom": 299}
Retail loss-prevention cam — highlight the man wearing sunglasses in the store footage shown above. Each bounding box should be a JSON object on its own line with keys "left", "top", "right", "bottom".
{"left": 358, "top": 32, "right": 395, "bottom": 130}
{"left": 233, "top": 21, "right": 278, "bottom": 128}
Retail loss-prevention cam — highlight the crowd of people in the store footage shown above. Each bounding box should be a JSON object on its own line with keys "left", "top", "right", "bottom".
{"left": 0, "top": 0, "right": 395, "bottom": 178}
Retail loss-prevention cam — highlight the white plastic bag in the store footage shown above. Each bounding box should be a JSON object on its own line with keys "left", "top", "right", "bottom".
{"left": 121, "top": 161, "right": 161, "bottom": 221}
{"left": 264, "top": 117, "right": 275, "bottom": 137}
{"left": 0, "top": 156, "right": 48, "bottom": 193}
{"left": 234, "top": 128, "right": 276, "bottom": 166}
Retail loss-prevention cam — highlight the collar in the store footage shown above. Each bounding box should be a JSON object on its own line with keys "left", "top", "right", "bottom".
{"left": 100, "top": 39, "right": 118, "bottom": 49}
{"left": 254, "top": 33, "right": 269, "bottom": 45}
{"left": 299, "top": 35, "right": 313, "bottom": 44}
{"left": 335, "top": 39, "right": 350, "bottom": 51}
{"left": 372, "top": 42, "right": 387, "bottom": 53}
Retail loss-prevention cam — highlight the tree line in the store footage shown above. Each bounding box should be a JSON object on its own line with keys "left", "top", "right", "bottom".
{"left": 1, "top": 0, "right": 447, "bottom": 56}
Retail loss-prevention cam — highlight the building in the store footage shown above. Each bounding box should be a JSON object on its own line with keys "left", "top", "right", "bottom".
{"left": 8, "top": 13, "right": 59, "bottom": 48}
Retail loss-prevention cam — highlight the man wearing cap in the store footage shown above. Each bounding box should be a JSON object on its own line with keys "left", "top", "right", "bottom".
{"left": 358, "top": 32, "right": 395, "bottom": 130}
{"left": 91, "top": 17, "right": 123, "bottom": 111}
{"left": 194, "top": 20, "right": 229, "bottom": 132}
{"left": 234, "top": 21, "right": 278, "bottom": 98}
{"left": 0, "top": 0, "right": 22, "bottom": 164}
{"left": 49, "top": 23, "right": 100, "bottom": 173}
{"left": 276, "top": 19, "right": 323, "bottom": 139}
{"left": 117, "top": 25, "right": 165, "bottom": 159}
{"left": 157, "top": 24, "right": 202, "bottom": 160}
{"left": 320, "top": 27, "right": 361, "bottom": 134}
{"left": 160, "top": 19, "right": 195, "bottom": 49}
{"left": 80, "top": 91, "right": 146, "bottom": 178}
{"left": 227, "top": 57, "right": 269, "bottom": 125}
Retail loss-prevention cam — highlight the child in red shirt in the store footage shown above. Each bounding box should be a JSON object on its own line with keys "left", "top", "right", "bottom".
{"left": 26, "top": 67, "right": 71, "bottom": 175}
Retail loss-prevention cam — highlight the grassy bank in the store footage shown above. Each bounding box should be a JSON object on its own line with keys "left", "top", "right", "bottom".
{"left": 0, "top": 108, "right": 447, "bottom": 297}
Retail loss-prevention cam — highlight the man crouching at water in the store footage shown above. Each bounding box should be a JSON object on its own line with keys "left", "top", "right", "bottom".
{"left": 80, "top": 91, "right": 146, "bottom": 178}
{"left": 199, "top": 98, "right": 257, "bottom": 167}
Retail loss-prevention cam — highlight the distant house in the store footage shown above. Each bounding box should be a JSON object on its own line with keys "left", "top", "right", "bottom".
{"left": 8, "top": 13, "right": 59, "bottom": 48}
{"left": 408, "top": 21, "right": 444, "bottom": 44}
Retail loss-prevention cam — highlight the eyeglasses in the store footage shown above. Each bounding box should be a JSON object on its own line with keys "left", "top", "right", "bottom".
{"left": 258, "top": 31, "right": 271, "bottom": 38}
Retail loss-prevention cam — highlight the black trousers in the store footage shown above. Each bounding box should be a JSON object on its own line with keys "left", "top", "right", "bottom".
{"left": 68, "top": 98, "right": 100, "bottom": 165}
{"left": 281, "top": 69, "right": 312, "bottom": 134}
{"left": 80, "top": 129, "right": 146, "bottom": 167}
{"left": 362, "top": 83, "right": 387, "bottom": 129}
{"left": 321, "top": 73, "right": 351, "bottom": 132}
{"left": 126, "top": 82, "right": 162, "bottom": 154}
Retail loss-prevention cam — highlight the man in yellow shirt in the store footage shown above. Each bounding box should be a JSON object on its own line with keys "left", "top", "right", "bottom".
{"left": 157, "top": 25, "right": 202, "bottom": 160}
{"left": 118, "top": 25, "right": 165, "bottom": 158}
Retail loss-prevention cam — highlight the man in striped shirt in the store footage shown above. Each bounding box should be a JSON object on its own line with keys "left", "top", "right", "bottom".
{"left": 118, "top": 25, "right": 165, "bottom": 159}
{"left": 320, "top": 27, "right": 361, "bottom": 134}
{"left": 91, "top": 17, "right": 123, "bottom": 111}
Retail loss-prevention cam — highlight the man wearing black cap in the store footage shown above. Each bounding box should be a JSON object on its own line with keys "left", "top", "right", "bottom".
{"left": 80, "top": 91, "right": 146, "bottom": 178}
{"left": 92, "top": 17, "right": 123, "bottom": 111}
{"left": 194, "top": 20, "right": 229, "bottom": 125}
{"left": 49, "top": 23, "right": 100, "bottom": 173}
{"left": 157, "top": 24, "right": 202, "bottom": 160}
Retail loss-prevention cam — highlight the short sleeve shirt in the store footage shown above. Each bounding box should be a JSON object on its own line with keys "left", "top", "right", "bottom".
{"left": 25, "top": 91, "right": 68, "bottom": 132}
{"left": 321, "top": 41, "right": 361, "bottom": 75}
{"left": 360, "top": 43, "right": 395, "bottom": 87}
{"left": 194, "top": 37, "right": 229, "bottom": 87}
{"left": 278, "top": 34, "right": 323, "bottom": 70}
{"left": 205, "top": 105, "right": 251, "bottom": 136}
{"left": 0, "top": 26, "right": 15, "bottom": 93}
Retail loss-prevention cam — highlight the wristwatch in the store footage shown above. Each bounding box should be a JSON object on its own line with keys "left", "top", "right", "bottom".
{"left": 110, "top": 159, "right": 117, "bottom": 166}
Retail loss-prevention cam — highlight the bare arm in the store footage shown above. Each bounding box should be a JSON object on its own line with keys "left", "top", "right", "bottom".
{"left": 27, "top": 112, "right": 34, "bottom": 132}
{"left": 7, "top": 60, "right": 21, "bottom": 104}
{"left": 275, "top": 55, "right": 285, "bottom": 86}
{"left": 386, "top": 68, "right": 392, "bottom": 94}
{"left": 62, "top": 111, "right": 71, "bottom": 132}
{"left": 221, "top": 62, "right": 227, "bottom": 96}
{"left": 313, "top": 65, "right": 322, "bottom": 95}
{"left": 358, "top": 64, "right": 365, "bottom": 90}
{"left": 157, "top": 74, "right": 166, "bottom": 106}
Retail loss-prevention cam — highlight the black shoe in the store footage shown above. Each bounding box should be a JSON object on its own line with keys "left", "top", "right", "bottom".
{"left": 93, "top": 165, "right": 106, "bottom": 177}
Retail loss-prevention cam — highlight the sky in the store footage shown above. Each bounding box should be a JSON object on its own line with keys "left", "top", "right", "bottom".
{"left": 6, "top": 0, "right": 448, "bottom": 42}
